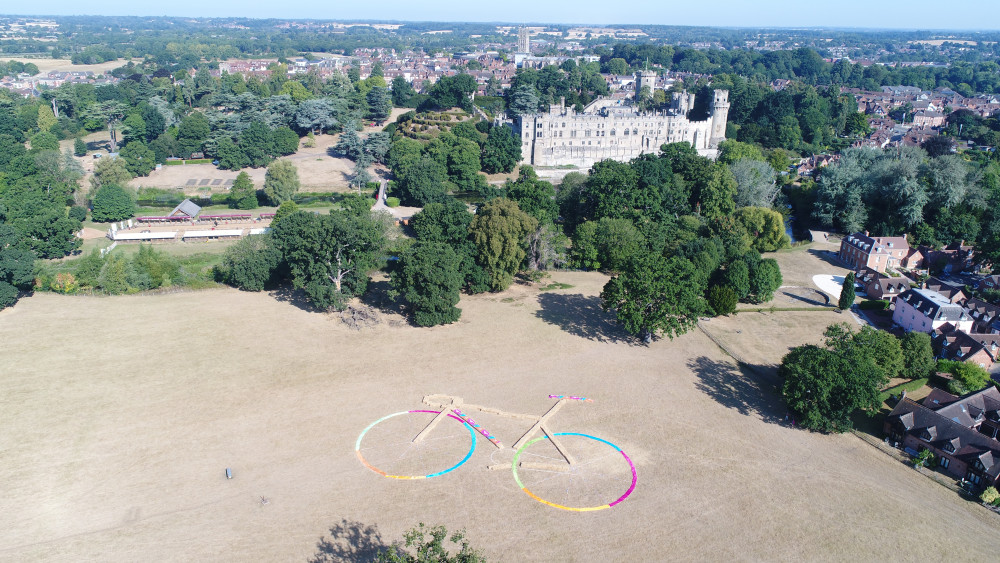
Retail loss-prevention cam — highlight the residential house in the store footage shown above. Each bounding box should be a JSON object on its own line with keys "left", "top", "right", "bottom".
{"left": 975, "top": 275, "right": 1000, "bottom": 292}
{"left": 964, "top": 298, "right": 1000, "bottom": 333}
{"left": 920, "top": 241, "right": 977, "bottom": 274}
{"left": 932, "top": 324, "right": 997, "bottom": 371}
{"left": 925, "top": 277, "right": 967, "bottom": 304}
{"left": 838, "top": 231, "right": 912, "bottom": 274}
{"left": 893, "top": 288, "right": 973, "bottom": 333}
{"left": 854, "top": 267, "right": 911, "bottom": 301}
{"left": 884, "top": 386, "right": 1000, "bottom": 489}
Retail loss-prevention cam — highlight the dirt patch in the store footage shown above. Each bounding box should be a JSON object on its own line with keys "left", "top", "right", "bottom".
{"left": 2, "top": 272, "right": 999, "bottom": 561}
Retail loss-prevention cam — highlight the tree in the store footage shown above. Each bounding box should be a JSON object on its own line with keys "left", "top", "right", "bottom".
{"left": 239, "top": 121, "right": 275, "bottom": 168}
{"left": 698, "top": 164, "right": 738, "bottom": 219}
{"left": 91, "top": 184, "right": 135, "bottom": 222}
{"left": 229, "top": 171, "right": 258, "bottom": 210}
{"left": 263, "top": 160, "right": 300, "bottom": 205}
{"left": 605, "top": 58, "right": 629, "bottom": 75}
{"left": 845, "top": 112, "right": 872, "bottom": 137}
{"left": 391, "top": 76, "right": 416, "bottom": 107}
{"left": 393, "top": 241, "right": 463, "bottom": 326}
{"left": 176, "top": 111, "right": 210, "bottom": 157}
{"left": 367, "top": 87, "right": 393, "bottom": 123}
{"left": 334, "top": 125, "right": 363, "bottom": 160}
{"left": 733, "top": 207, "right": 789, "bottom": 252}
{"left": 481, "top": 125, "right": 522, "bottom": 174}
{"left": 838, "top": 272, "right": 856, "bottom": 310}
{"left": 272, "top": 127, "right": 300, "bottom": 156}
{"left": 751, "top": 258, "right": 782, "bottom": 302}
{"left": 717, "top": 140, "right": 765, "bottom": 165}
{"left": 37, "top": 104, "right": 58, "bottom": 132}
{"left": 825, "top": 323, "right": 904, "bottom": 381}
{"left": 937, "top": 359, "right": 992, "bottom": 392}
{"left": 922, "top": 135, "right": 956, "bottom": 158}
{"left": 375, "top": 523, "right": 485, "bottom": 563}
{"left": 217, "top": 234, "right": 282, "bottom": 291}
{"left": 506, "top": 83, "right": 539, "bottom": 118}
{"left": 395, "top": 155, "right": 449, "bottom": 206}
{"left": 29, "top": 131, "right": 59, "bottom": 152}
{"left": 270, "top": 208, "right": 387, "bottom": 310}
{"left": 729, "top": 159, "right": 778, "bottom": 208}
{"left": 900, "top": 332, "right": 935, "bottom": 380}
{"left": 723, "top": 260, "right": 750, "bottom": 301}
{"left": 0, "top": 225, "right": 35, "bottom": 310}
{"left": 779, "top": 341, "right": 886, "bottom": 433}
{"left": 90, "top": 156, "right": 133, "bottom": 191}
{"left": 119, "top": 140, "right": 156, "bottom": 177}
{"left": 215, "top": 137, "right": 250, "bottom": 170}
{"left": 504, "top": 166, "right": 557, "bottom": 224}
{"left": 708, "top": 284, "right": 738, "bottom": 316}
{"left": 82, "top": 100, "right": 128, "bottom": 152}
{"left": 569, "top": 217, "right": 646, "bottom": 272}
{"left": 295, "top": 98, "right": 343, "bottom": 135}
{"left": 73, "top": 137, "right": 87, "bottom": 157}
{"left": 468, "top": 198, "right": 538, "bottom": 292}
{"left": 601, "top": 254, "right": 707, "bottom": 343}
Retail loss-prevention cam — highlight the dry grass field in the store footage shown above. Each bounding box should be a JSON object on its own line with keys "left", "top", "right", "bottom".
{"left": 2, "top": 270, "right": 999, "bottom": 561}
{"left": 128, "top": 134, "right": 370, "bottom": 195}
{"left": 4, "top": 57, "right": 137, "bottom": 76}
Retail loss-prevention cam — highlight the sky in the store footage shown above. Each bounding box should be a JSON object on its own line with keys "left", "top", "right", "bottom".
{"left": 3, "top": 1, "right": 1000, "bottom": 31}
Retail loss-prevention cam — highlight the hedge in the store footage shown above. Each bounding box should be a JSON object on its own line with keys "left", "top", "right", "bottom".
{"left": 859, "top": 299, "right": 891, "bottom": 310}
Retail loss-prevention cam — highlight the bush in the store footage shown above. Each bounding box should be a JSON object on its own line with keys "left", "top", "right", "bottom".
{"left": 981, "top": 486, "right": 1000, "bottom": 505}
{"left": 386, "top": 197, "right": 400, "bottom": 208}
{"left": 913, "top": 449, "right": 935, "bottom": 468}
{"left": 50, "top": 272, "right": 79, "bottom": 294}
{"left": 859, "top": 299, "right": 891, "bottom": 310}
{"left": 68, "top": 206, "right": 88, "bottom": 222}
{"left": 91, "top": 185, "right": 136, "bottom": 222}
{"left": 73, "top": 137, "right": 87, "bottom": 157}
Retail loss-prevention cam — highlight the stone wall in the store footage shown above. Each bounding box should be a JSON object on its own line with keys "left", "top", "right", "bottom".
{"left": 515, "top": 89, "right": 729, "bottom": 169}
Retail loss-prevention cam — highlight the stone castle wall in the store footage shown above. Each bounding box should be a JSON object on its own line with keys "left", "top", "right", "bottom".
{"left": 515, "top": 88, "right": 729, "bottom": 169}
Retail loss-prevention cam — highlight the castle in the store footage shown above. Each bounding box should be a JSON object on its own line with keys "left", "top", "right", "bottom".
{"left": 514, "top": 72, "right": 730, "bottom": 168}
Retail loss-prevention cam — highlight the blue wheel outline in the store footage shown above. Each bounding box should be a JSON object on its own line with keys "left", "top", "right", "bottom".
{"left": 356, "top": 410, "right": 476, "bottom": 479}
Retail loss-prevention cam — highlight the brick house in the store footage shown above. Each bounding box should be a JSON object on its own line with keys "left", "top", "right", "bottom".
{"left": 838, "top": 232, "right": 912, "bottom": 274}
{"left": 920, "top": 241, "right": 977, "bottom": 274}
{"left": 892, "top": 288, "right": 973, "bottom": 333}
{"left": 884, "top": 387, "right": 1000, "bottom": 490}
{"left": 964, "top": 298, "right": 1000, "bottom": 333}
{"left": 975, "top": 275, "right": 1000, "bottom": 292}
{"left": 932, "top": 324, "right": 998, "bottom": 371}
{"left": 854, "top": 267, "right": 911, "bottom": 301}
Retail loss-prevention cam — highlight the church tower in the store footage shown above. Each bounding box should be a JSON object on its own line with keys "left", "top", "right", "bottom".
{"left": 517, "top": 28, "right": 530, "bottom": 54}
{"left": 710, "top": 89, "right": 730, "bottom": 147}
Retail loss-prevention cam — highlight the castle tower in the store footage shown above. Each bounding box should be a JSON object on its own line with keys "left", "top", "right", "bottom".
{"left": 710, "top": 89, "right": 730, "bottom": 147}
{"left": 635, "top": 70, "right": 656, "bottom": 101}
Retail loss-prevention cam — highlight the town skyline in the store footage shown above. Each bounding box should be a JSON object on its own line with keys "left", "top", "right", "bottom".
{"left": 2, "top": 1, "right": 1000, "bottom": 31}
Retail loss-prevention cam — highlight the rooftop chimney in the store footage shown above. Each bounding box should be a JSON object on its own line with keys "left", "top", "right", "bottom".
{"left": 864, "top": 230, "right": 870, "bottom": 237}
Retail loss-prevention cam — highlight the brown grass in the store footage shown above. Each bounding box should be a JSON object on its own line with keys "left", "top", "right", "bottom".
{"left": 2, "top": 271, "right": 999, "bottom": 561}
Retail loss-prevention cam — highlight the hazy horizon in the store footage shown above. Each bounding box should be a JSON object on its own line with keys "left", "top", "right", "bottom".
{"left": 3, "top": 1, "right": 999, "bottom": 32}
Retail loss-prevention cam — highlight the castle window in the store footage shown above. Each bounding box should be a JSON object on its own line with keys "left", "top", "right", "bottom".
{"left": 611, "top": 130, "right": 616, "bottom": 136}
{"left": 624, "top": 129, "right": 629, "bottom": 135}
{"left": 571, "top": 131, "right": 576, "bottom": 137}
{"left": 585, "top": 130, "right": 590, "bottom": 136}
{"left": 633, "top": 129, "right": 638, "bottom": 135}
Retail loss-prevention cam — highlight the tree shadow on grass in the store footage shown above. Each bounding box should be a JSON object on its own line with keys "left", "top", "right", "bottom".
{"left": 534, "top": 293, "right": 634, "bottom": 344}
{"left": 308, "top": 519, "right": 389, "bottom": 563}
{"left": 268, "top": 284, "right": 318, "bottom": 313}
{"left": 781, "top": 288, "right": 830, "bottom": 307}
{"left": 807, "top": 248, "right": 849, "bottom": 269}
{"left": 688, "top": 355, "right": 785, "bottom": 424}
